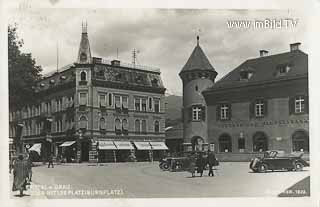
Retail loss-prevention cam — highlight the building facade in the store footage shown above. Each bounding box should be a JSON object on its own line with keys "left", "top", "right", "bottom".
{"left": 180, "top": 40, "right": 309, "bottom": 161}
{"left": 9, "top": 24, "right": 167, "bottom": 163}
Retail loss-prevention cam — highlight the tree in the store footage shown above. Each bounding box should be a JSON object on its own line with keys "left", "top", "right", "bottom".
{"left": 8, "top": 24, "right": 42, "bottom": 111}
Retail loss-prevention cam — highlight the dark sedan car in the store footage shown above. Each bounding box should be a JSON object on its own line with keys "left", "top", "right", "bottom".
{"left": 250, "top": 150, "right": 309, "bottom": 173}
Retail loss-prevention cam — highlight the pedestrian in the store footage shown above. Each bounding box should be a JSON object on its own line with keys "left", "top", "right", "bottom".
{"left": 187, "top": 152, "right": 196, "bottom": 177}
{"left": 27, "top": 154, "right": 33, "bottom": 181}
{"left": 48, "top": 153, "right": 54, "bottom": 168}
{"left": 207, "top": 150, "right": 216, "bottom": 177}
{"left": 196, "top": 152, "right": 206, "bottom": 177}
{"left": 12, "top": 154, "right": 29, "bottom": 197}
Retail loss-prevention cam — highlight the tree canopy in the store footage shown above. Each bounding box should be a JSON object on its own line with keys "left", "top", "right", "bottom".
{"left": 8, "top": 24, "right": 42, "bottom": 111}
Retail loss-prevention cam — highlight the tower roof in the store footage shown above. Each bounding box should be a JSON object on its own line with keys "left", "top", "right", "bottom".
{"left": 180, "top": 37, "right": 215, "bottom": 75}
{"left": 77, "top": 22, "right": 92, "bottom": 64}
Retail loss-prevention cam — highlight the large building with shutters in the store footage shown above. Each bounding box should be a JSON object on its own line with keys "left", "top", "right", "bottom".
{"left": 180, "top": 39, "right": 309, "bottom": 161}
{"left": 9, "top": 24, "right": 167, "bottom": 163}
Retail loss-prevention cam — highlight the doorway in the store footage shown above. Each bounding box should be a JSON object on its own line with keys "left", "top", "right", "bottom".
{"left": 81, "top": 141, "right": 90, "bottom": 162}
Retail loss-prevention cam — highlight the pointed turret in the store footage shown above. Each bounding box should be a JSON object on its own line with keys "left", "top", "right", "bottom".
{"left": 179, "top": 36, "right": 216, "bottom": 75}
{"left": 77, "top": 22, "right": 92, "bottom": 64}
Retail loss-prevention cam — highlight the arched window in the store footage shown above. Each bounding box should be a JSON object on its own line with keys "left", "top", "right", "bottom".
{"left": 292, "top": 130, "right": 309, "bottom": 152}
{"left": 219, "top": 134, "right": 232, "bottom": 152}
{"left": 115, "top": 118, "right": 121, "bottom": 130}
{"left": 135, "top": 119, "right": 140, "bottom": 133}
{"left": 108, "top": 93, "right": 113, "bottom": 106}
{"left": 79, "top": 116, "right": 87, "bottom": 129}
{"left": 141, "top": 120, "right": 147, "bottom": 133}
{"left": 252, "top": 132, "right": 268, "bottom": 152}
{"left": 100, "top": 117, "right": 106, "bottom": 130}
{"left": 80, "top": 71, "right": 87, "bottom": 81}
{"left": 154, "top": 120, "right": 160, "bottom": 133}
{"left": 122, "top": 119, "right": 128, "bottom": 130}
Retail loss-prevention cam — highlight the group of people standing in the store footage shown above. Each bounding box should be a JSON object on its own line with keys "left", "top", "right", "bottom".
{"left": 188, "top": 150, "right": 218, "bottom": 177}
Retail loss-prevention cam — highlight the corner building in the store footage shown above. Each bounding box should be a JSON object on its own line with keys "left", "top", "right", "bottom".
{"left": 202, "top": 43, "right": 309, "bottom": 161}
{"left": 9, "top": 25, "right": 167, "bottom": 163}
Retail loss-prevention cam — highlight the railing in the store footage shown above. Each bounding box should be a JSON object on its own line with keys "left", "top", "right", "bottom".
{"left": 99, "top": 58, "right": 160, "bottom": 73}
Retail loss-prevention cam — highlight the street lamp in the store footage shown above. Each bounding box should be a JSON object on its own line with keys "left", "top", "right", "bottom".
{"left": 76, "top": 129, "right": 83, "bottom": 163}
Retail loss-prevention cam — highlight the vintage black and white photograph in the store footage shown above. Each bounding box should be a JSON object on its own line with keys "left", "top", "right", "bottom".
{"left": 2, "top": 1, "right": 319, "bottom": 207}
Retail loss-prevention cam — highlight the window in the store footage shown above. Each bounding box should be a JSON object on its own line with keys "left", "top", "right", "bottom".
{"left": 277, "top": 63, "right": 291, "bottom": 75}
{"left": 100, "top": 117, "right": 106, "bottom": 130}
{"left": 135, "top": 119, "right": 140, "bottom": 133}
{"left": 148, "top": 97, "right": 153, "bottom": 110}
{"left": 141, "top": 120, "right": 147, "bottom": 133}
{"left": 79, "top": 93, "right": 87, "bottom": 106}
{"left": 56, "top": 119, "right": 63, "bottom": 132}
{"left": 56, "top": 98, "right": 63, "bottom": 111}
{"left": 141, "top": 98, "right": 147, "bottom": 111}
{"left": 219, "top": 134, "right": 232, "bottom": 152}
{"left": 108, "top": 93, "right": 113, "bottom": 106}
{"left": 115, "top": 95, "right": 121, "bottom": 109}
{"left": 240, "top": 70, "right": 253, "bottom": 80}
{"left": 292, "top": 130, "right": 309, "bottom": 152}
{"left": 79, "top": 116, "right": 87, "bottom": 129}
{"left": 99, "top": 94, "right": 106, "bottom": 107}
{"left": 135, "top": 98, "right": 141, "bottom": 111}
{"left": 122, "top": 119, "right": 128, "bottom": 130}
{"left": 220, "top": 104, "right": 230, "bottom": 120}
{"left": 115, "top": 119, "right": 121, "bottom": 134}
{"left": 238, "top": 138, "right": 245, "bottom": 152}
{"left": 154, "top": 120, "right": 160, "bottom": 133}
{"left": 252, "top": 132, "right": 268, "bottom": 152}
{"left": 192, "top": 106, "right": 202, "bottom": 121}
{"left": 122, "top": 96, "right": 128, "bottom": 109}
{"left": 255, "top": 100, "right": 265, "bottom": 117}
{"left": 80, "top": 71, "right": 87, "bottom": 81}
{"left": 295, "top": 96, "right": 305, "bottom": 113}
{"left": 154, "top": 99, "right": 160, "bottom": 113}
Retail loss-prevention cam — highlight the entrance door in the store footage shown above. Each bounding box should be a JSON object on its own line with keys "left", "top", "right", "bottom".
{"left": 81, "top": 141, "right": 89, "bottom": 162}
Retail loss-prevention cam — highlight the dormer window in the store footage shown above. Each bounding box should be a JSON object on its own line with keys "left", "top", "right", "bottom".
{"left": 151, "top": 78, "right": 159, "bottom": 86}
{"left": 277, "top": 63, "right": 292, "bottom": 76}
{"left": 49, "top": 79, "right": 55, "bottom": 84}
{"left": 80, "top": 71, "right": 87, "bottom": 81}
{"left": 60, "top": 75, "right": 66, "bottom": 80}
{"left": 240, "top": 70, "right": 253, "bottom": 81}
{"left": 40, "top": 83, "right": 45, "bottom": 87}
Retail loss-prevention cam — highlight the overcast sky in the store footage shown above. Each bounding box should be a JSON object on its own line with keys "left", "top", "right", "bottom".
{"left": 8, "top": 9, "right": 308, "bottom": 95}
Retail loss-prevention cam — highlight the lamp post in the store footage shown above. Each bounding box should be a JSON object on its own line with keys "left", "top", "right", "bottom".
{"left": 16, "top": 123, "right": 24, "bottom": 153}
{"left": 76, "top": 129, "right": 83, "bottom": 163}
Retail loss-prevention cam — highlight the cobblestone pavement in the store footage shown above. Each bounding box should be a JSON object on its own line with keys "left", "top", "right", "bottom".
{"left": 9, "top": 162, "right": 310, "bottom": 198}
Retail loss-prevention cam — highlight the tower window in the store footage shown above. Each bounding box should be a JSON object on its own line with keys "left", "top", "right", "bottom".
{"left": 255, "top": 100, "right": 265, "bottom": 117}
{"left": 220, "top": 104, "right": 230, "bottom": 120}
{"left": 80, "top": 71, "right": 87, "bottom": 81}
{"left": 192, "top": 106, "right": 202, "bottom": 121}
{"left": 295, "top": 96, "right": 305, "bottom": 113}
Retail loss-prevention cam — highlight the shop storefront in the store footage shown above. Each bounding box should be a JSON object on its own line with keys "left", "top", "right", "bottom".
{"left": 59, "top": 141, "right": 77, "bottom": 162}
{"left": 97, "top": 141, "right": 117, "bottom": 163}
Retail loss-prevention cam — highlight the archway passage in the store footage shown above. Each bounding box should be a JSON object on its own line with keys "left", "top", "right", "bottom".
{"left": 191, "top": 136, "right": 204, "bottom": 151}
{"left": 292, "top": 130, "right": 309, "bottom": 152}
{"left": 218, "top": 134, "right": 232, "bottom": 152}
{"left": 252, "top": 131, "right": 268, "bottom": 152}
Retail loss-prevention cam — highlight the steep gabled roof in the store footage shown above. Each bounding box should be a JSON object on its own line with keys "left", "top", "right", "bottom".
{"left": 180, "top": 40, "right": 215, "bottom": 74}
{"left": 204, "top": 50, "right": 308, "bottom": 92}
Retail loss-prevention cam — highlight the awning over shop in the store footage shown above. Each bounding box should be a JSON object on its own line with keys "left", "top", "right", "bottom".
{"left": 98, "top": 141, "right": 117, "bottom": 150}
{"left": 60, "top": 141, "right": 76, "bottom": 147}
{"left": 149, "top": 142, "right": 169, "bottom": 150}
{"left": 113, "top": 141, "right": 134, "bottom": 150}
{"left": 133, "top": 141, "right": 152, "bottom": 150}
{"left": 29, "top": 143, "right": 41, "bottom": 155}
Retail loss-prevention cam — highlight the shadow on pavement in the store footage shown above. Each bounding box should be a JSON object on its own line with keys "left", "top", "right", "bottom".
{"left": 278, "top": 176, "right": 310, "bottom": 197}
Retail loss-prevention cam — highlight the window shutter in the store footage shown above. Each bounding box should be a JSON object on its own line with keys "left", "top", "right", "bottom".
{"left": 228, "top": 103, "right": 232, "bottom": 120}
{"left": 216, "top": 105, "right": 220, "bottom": 121}
{"left": 289, "top": 97, "right": 294, "bottom": 115}
{"left": 264, "top": 99, "right": 268, "bottom": 116}
{"left": 187, "top": 107, "right": 192, "bottom": 122}
{"left": 305, "top": 95, "right": 309, "bottom": 113}
{"left": 249, "top": 101, "right": 255, "bottom": 119}
{"left": 201, "top": 106, "right": 206, "bottom": 121}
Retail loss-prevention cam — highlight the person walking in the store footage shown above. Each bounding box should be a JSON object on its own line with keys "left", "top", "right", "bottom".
{"left": 188, "top": 152, "right": 197, "bottom": 177}
{"left": 48, "top": 153, "right": 54, "bottom": 168}
{"left": 207, "top": 150, "right": 216, "bottom": 177}
{"left": 196, "top": 152, "right": 206, "bottom": 177}
{"left": 12, "top": 154, "right": 29, "bottom": 197}
{"left": 26, "top": 154, "right": 33, "bottom": 181}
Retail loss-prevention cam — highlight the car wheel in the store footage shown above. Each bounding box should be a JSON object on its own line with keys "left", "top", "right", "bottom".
{"left": 162, "top": 163, "right": 169, "bottom": 170}
{"left": 294, "top": 162, "right": 304, "bottom": 171}
{"left": 258, "top": 164, "right": 268, "bottom": 173}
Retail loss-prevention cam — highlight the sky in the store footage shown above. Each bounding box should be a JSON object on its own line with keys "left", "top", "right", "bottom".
{"left": 7, "top": 9, "right": 309, "bottom": 95}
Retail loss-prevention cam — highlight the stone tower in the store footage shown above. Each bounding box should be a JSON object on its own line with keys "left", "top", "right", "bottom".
{"left": 179, "top": 36, "right": 217, "bottom": 152}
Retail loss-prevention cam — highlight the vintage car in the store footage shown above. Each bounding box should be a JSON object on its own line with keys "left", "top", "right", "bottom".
{"left": 249, "top": 150, "right": 309, "bottom": 173}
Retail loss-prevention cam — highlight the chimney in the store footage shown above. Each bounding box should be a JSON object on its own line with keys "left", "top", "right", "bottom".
{"left": 111, "top": 60, "right": 120, "bottom": 66}
{"left": 290, "top": 42, "right": 301, "bottom": 52}
{"left": 259, "top": 50, "right": 269, "bottom": 57}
